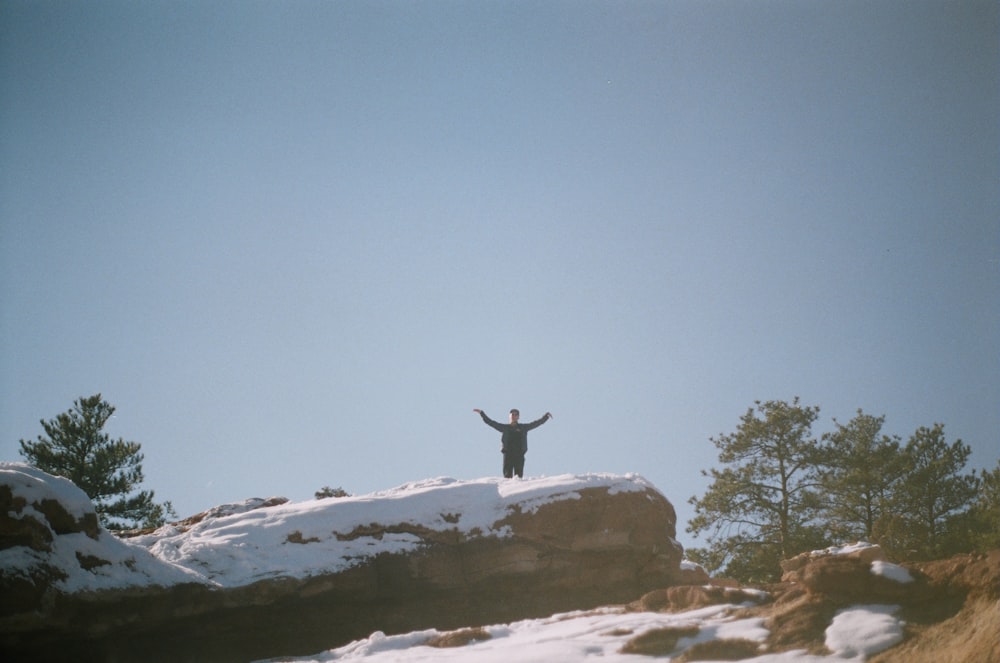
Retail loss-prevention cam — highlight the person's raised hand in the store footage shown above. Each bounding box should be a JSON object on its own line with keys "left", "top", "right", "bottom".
{"left": 473, "top": 408, "right": 482, "bottom": 414}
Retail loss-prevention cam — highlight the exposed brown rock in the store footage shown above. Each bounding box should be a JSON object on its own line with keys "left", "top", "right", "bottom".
{"left": 868, "top": 595, "right": 1000, "bottom": 663}
{"left": 763, "top": 589, "right": 837, "bottom": 654}
{"left": 909, "top": 549, "right": 1000, "bottom": 601}
{"left": 631, "top": 585, "right": 768, "bottom": 613}
{"left": 676, "top": 562, "right": 711, "bottom": 585}
{"left": 780, "top": 542, "right": 885, "bottom": 578}
{"left": 285, "top": 530, "right": 321, "bottom": 544}
{"left": 799, "top": 555, "right": 916, "bottom": 603}
{"left": 0, "top": 484, "right": 98, "bottom": 552}
{"left": 36, "top": 498, "right": 99, "bottom": 540}
{"left": 425, "top": 626, "right": 493, "bottom": 648}
{"left": 762, "top": 548, "right": 1000, "bottom": 661}
{"left": 867, "top": 550, "right": 1000, "bottom": 663}
{"left": 620, "top": 624, "right": 700, "bottom": 656}
{"left": 74, "top": 552, "right": 111, "bottom": 571}
{"left": 674, "top": 638, "right": 765, "bottom": 661}
{"left": 0, "top": 506, "right": 53, "bottom": 552}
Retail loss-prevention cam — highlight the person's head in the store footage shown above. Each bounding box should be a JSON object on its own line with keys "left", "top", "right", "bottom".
{"left": 509, "top": 408, "right": 520, "bottom": 423}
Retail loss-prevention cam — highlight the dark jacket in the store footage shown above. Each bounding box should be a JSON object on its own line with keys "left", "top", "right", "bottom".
{"left": 479, "top": 411, "right": 550, "bottom": 456}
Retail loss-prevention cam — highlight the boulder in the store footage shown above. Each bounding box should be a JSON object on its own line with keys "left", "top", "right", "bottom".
{"left": 780, "top": 541, "right": 886, "bottom": 579}
{"left": 676, "top": 560, "right": 711, "bottom": 586}
{"left": 767, "top": 548, "right": 1000, "bottom": 661}
{"left": 780, "top": 543, "right": 919, "bottom": 604}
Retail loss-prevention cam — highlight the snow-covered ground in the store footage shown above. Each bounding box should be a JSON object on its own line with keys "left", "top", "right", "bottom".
{"left": 261, "top": 602, "right": 905, "bottom": 662}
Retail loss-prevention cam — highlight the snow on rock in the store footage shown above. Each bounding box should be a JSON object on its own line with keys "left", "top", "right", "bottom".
{"left": 128, "top": 472, "right": 666, "bottom": 588}
{"left": 814, "top": 541, "right": 881, "bottom": 557}
{"left": 676, "top": 558, "right": 711, "bottom": 584}
{"left": 808, "top": 541, "right": 887, "bottom": 565}
{"left": 777, "top": 541, "right": 923, "bottom": 612}
{"left": 0, "top": 462, "right": 200, "bottom": 592}
{"left": 817, "top": 543, "right": 917, "bottom": 585}
{"left": 1, "top": 462, "right": 94, "bottom": 520}
{"left": 871, "top": 560, "right": 914, "bottom": 584}
{"left": 2, "top": 467, "right": 671, "bottom": 592}
{"left": 783, "top": 542, "right": 877, "bottom": 576}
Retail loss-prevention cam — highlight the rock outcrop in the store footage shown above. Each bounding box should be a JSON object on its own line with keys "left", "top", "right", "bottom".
{"left": 767, "top": 543, "right": 999, "bottom": 660}
{"left": 622, "top": 541, "right": 999, "bottom": 661}
{"left": 869, "top": 549, "right": 1000, "bottom": 663}
{"left": 0, "top": 465, "right": 683, "bottom": 662}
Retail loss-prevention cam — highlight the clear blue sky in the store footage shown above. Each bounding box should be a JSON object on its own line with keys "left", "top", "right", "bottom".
{"left": 2, "top": 1, "right": 997, "bottom": 548}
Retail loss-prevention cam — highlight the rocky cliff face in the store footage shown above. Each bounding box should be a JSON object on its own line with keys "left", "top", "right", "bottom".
{"left": 0, "top": 465, "right": 683, "bottom": 662}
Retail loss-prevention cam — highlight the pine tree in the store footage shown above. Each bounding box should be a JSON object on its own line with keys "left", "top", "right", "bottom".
{"left": 968, "top": 460, "right": 1000, "bottom": 551}
{"left": 891, "top": 423, "right": 978, "bottom": 559}
{"left": 818, "top": 410, "right": 907, "bottom": 543}
{"left": 19, "top": 394, "right": 175, "bottom": 530}
{"left": 687, "top": 398, "right": 826, "bottom": 582}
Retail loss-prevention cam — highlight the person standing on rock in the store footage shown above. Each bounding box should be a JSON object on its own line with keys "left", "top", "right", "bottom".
{"left": 473, "top": 408, "right": 552, "bottom": 479}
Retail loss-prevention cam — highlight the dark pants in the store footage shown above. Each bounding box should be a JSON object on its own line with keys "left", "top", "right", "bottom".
{"left": 503, "top": 453, "right": 525, "bottom": 478}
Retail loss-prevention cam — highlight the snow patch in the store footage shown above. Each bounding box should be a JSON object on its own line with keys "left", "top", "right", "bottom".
{"left": 267, "top": 601, "right": 909, "bottom": 662}
{"left": 825, "top": 604, "right": 904, "bottom": 658}
{"left": 266, "top": 605, "right": 769, "bottom": 662}
{"left": 871, "top": 560, "right": 913, "bottom": 583}
{"left": 812, "top": 541, "right": 879, "bottom": 557}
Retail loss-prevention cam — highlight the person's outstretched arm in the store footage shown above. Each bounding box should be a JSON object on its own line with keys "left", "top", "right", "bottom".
{"left": 473, "top": 408, "right": 505, "bottom": 432}
{"left": 522, "top": 412, "right": 552, "bottom": 431}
